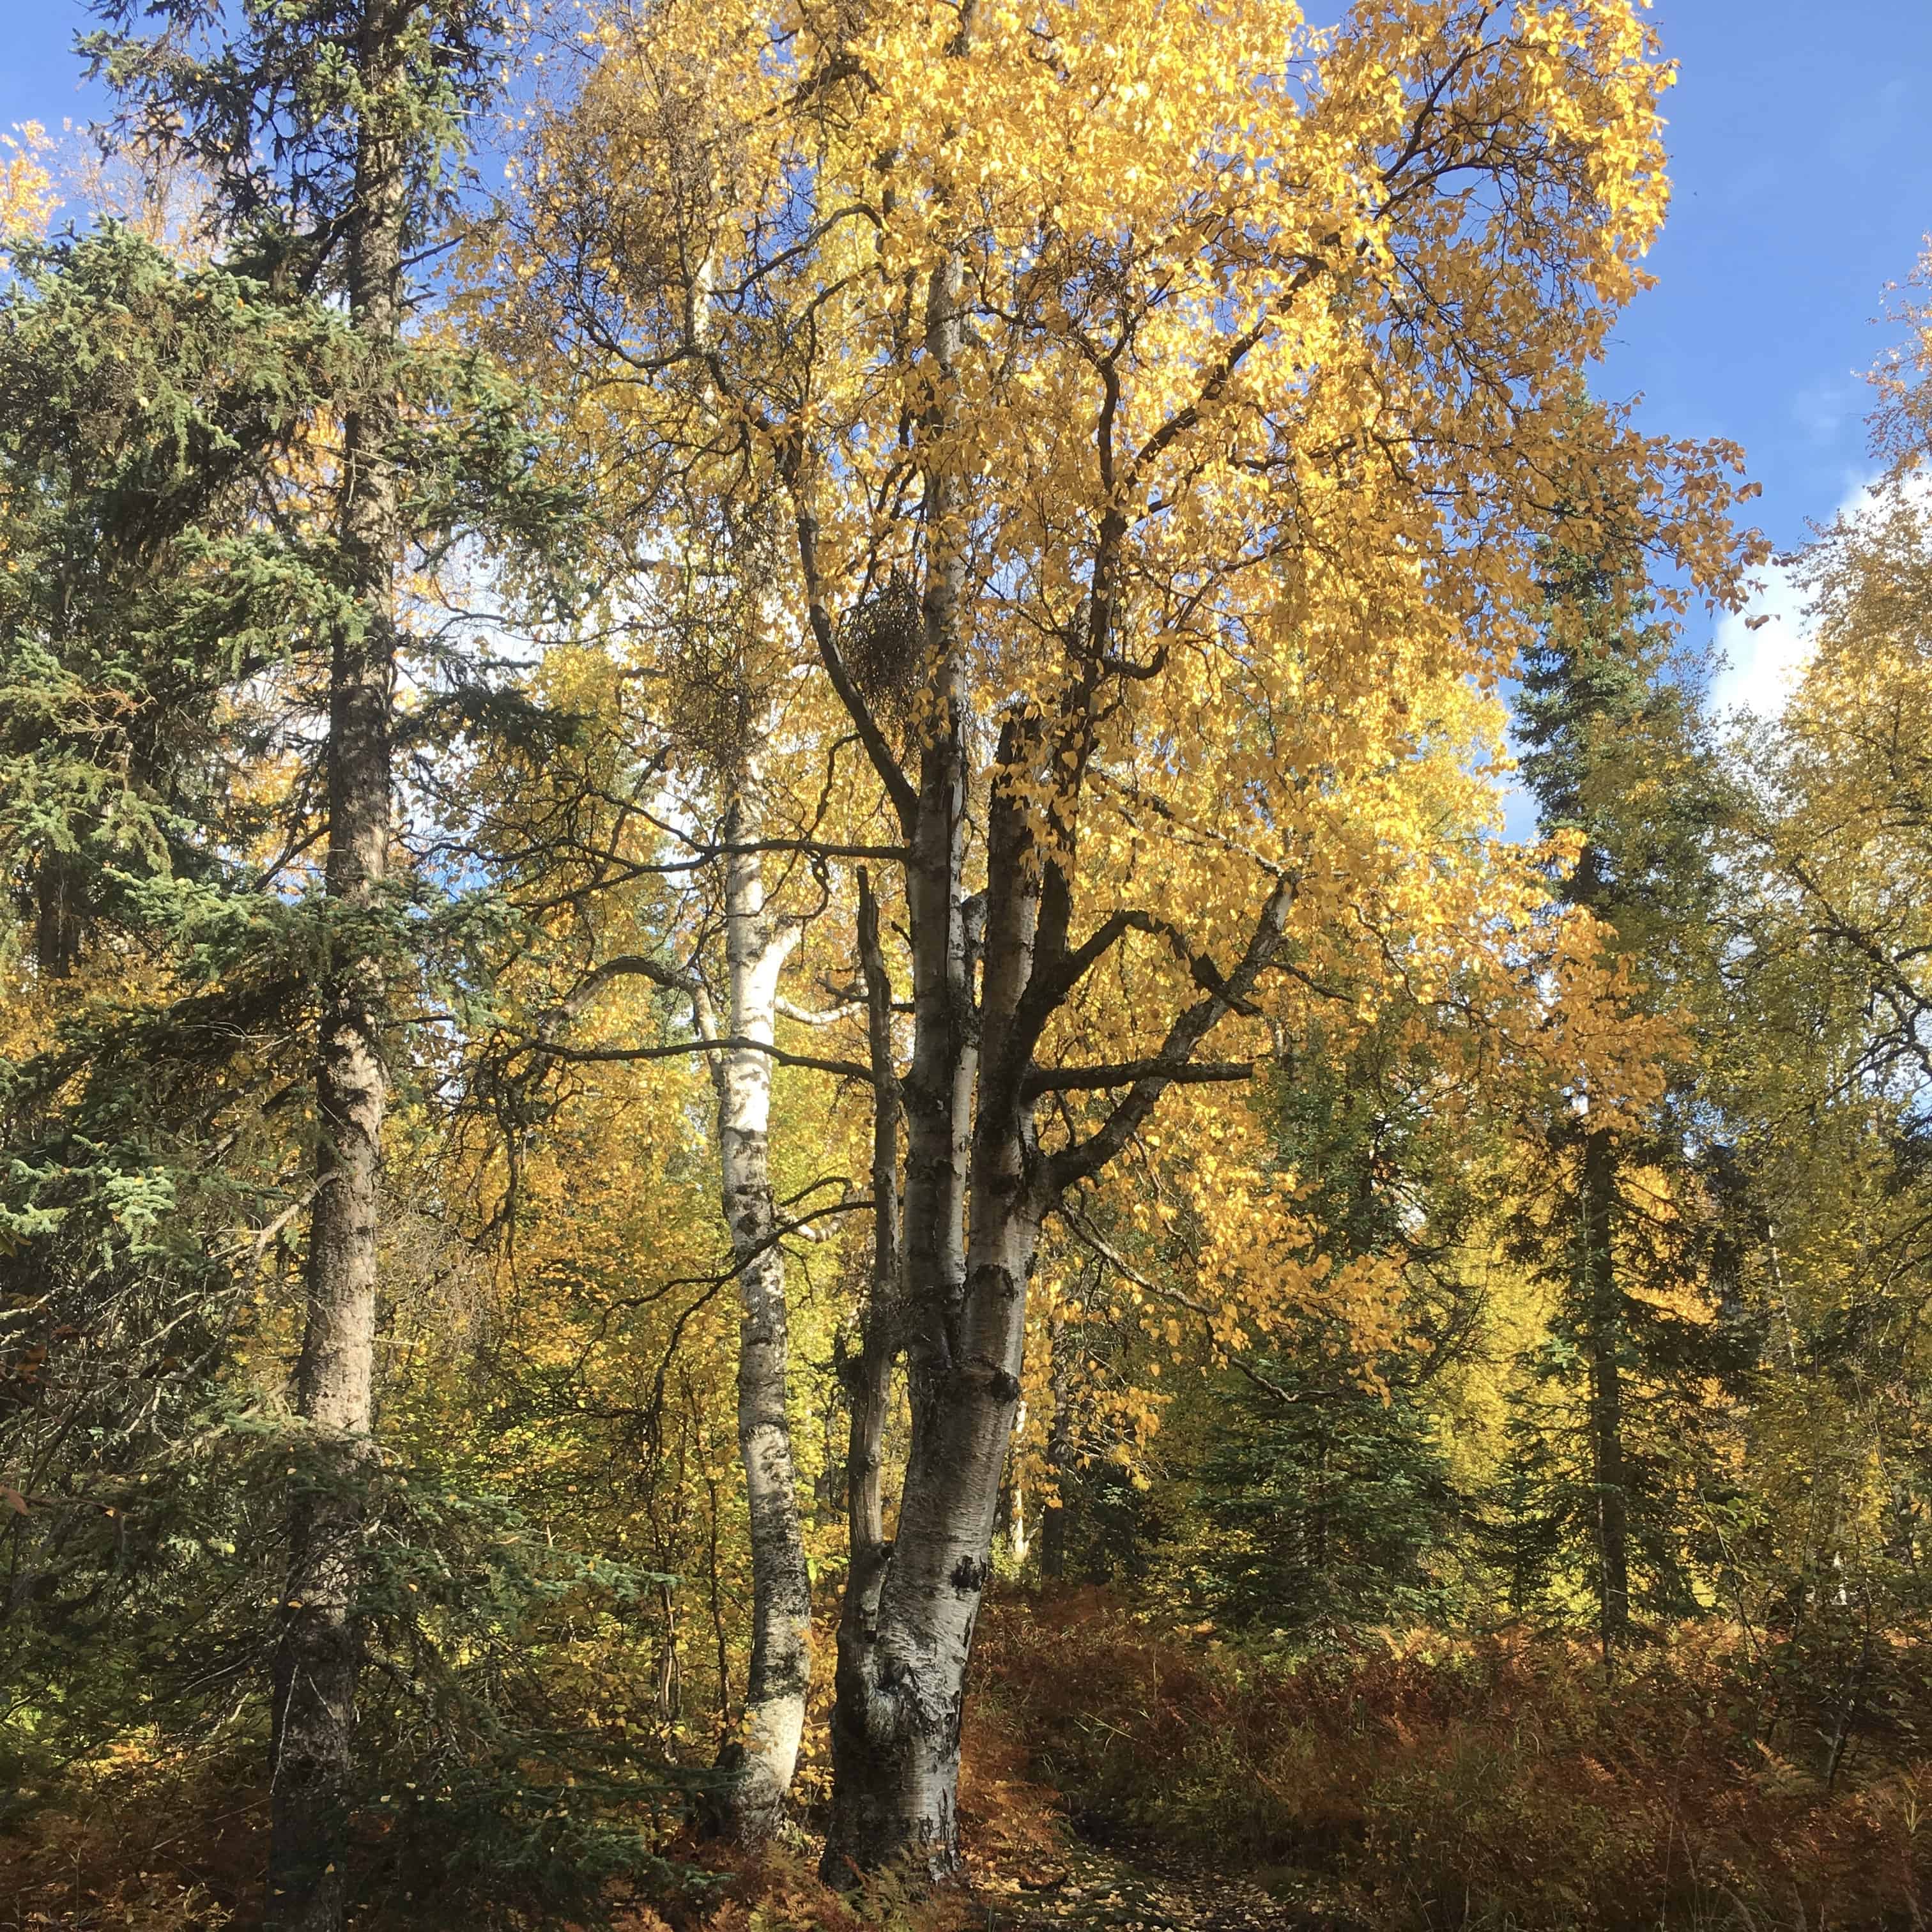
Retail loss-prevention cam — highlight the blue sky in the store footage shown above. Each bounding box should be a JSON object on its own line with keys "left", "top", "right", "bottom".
{"left": 1602, "top": 0, "right": 1932, "bottom": 717}
{"left": 6, "top": 0, "right": 1931, "bottom": 711}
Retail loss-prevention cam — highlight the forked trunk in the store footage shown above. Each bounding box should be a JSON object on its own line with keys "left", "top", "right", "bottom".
{"left": 823, "top": 1193, "right": 1041, "bottom": 1876}
{"left": 823, "top": 704, "right": 1044, "bottom": 1878}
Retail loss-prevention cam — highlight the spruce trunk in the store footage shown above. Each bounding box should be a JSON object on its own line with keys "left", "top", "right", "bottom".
{"left": 1584, "top": 1124, "right": 1629, "bottom": 1655}
{"left": 267, "top": 46, "right": 404, "bottom": 1929}
{"left": 1039, "top": 1317, "right": 1077, "bottom": 1583}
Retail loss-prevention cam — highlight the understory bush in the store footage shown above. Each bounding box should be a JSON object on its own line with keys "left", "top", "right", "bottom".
{"left": 970, "top": 1590, "right": 1932, "bottom": 1930}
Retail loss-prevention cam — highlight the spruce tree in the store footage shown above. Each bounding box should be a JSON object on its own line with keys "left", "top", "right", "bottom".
{"left": 1508, "top": 548, "right": 1740, "bottom": 1655}
{"left": 1, "top": 6, "right": 569, "bottom": 1920}
{"left": 1182, "top": 1010, "right": 1480, "bottom": 1639}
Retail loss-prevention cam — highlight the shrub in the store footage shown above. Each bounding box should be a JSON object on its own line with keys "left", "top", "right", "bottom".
{"left": 969, "top": 1590, "right": 1932, "bottom": 1929}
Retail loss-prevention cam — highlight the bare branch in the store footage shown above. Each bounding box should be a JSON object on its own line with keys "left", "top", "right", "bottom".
{"left": 1025, "top": 1059, "right": 1253, "bottom": 1096}
{"left": 528, "top": 1032, "right": 875, "bottom": 1085}
{"left": 1045, "top": 879, "right": 1292, "bottom": 1194}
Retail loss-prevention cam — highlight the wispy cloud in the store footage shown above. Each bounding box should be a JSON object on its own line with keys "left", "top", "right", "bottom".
{"left": 1789, "top": 376, "right": 1869, "bottom": 448}
{"left": 1708, "top": 560, "right": 1818, "bottom": 720}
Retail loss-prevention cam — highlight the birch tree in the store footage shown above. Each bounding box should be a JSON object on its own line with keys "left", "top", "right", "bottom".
{"left": 516, "top": 0, "right": 1756, "bottom": 1875}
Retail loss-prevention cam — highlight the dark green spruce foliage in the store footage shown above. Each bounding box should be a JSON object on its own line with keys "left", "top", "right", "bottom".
{"left": 0, "top": 228, "right": 349, "bottom": 977}
{"left": 1188, "top": 1360, "right": 1455, "bottom": 1637}
{"left": 1496, "top": 549, "right": 1751, "bottom": 1644}
{"left": 0, "top": 159, "right": 666, "bottom": 1929}
{"left": 1183, "top": 1018, "right": 1478, "bottom": 1639}
{"left": 1, "top": 239, "right": 351, "bottom": 1793}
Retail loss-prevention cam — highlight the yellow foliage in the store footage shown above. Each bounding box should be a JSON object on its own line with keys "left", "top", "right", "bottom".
{"left": 0, "top": 121, "right": 56, "bottom": 249}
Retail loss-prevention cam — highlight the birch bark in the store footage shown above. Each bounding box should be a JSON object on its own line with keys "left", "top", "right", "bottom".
{"left": 710, "top": 793, "right": 813, "bottom": 1839}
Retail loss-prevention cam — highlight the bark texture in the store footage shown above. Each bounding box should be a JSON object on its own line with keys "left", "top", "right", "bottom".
{"left": 712, "top": 801, "right": 813, "bottom": 1841}
{"left": 1583, "top": 1124, "right": 1629, "bottom": 1657}
{"left": 266, "top": 29, "right": 404, "bottom": 1926}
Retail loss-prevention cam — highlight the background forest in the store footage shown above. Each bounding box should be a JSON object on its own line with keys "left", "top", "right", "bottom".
{"left": 3, "top": 2, "right": 1932, "bottom": 1929}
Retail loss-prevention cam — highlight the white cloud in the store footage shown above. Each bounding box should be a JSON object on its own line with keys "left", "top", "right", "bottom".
{"left": 1708, "top": 470, "right": 1884, "bottom": 722}
{"left": 1790, "top": 376, "right": 1869, "bottom": 448}
{"left": 1708, "top": 558, "right": 1817, "bottom": 721}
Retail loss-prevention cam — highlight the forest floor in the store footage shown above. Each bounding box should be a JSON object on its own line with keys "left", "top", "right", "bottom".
{"left": 972, "top": 1839, "right": 1363, "bottom": 1931}
{"left": 933, "top": 1602, "right": 1374, "bottom": 1932}
{"left": 8, "top": 1590, "right": 1932, "bottom": 1929}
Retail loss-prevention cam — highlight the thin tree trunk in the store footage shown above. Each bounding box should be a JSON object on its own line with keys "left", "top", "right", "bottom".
{"left": 827, "top": 870, "right": 905, "bottom": 1874}
{"left": 703, "top": 1459, "right": 732, "bottom": 1739}
{"left": 656, "top": 1579, "right": 682, "bottom": 1724}
{"left": 34, "top": 847, "right": 84, "bottom": 979}
{"left": 1040, "top": 1314, "right": 1077, "bottom": 1583}
{"left": 1583, "top": 1124, "right": 1629, "bottom": 1658}
{"left": 266, "top": 27, "right": 404, "bottom": 1927}
{"left": 710, "top": 796, "right": 813, "bottom": 1842}
{"left": 1001, "top": 1401, "right": 1030, "bottom": 1568}
{"left": 843, "top": 867, "right": 901, "bottom": 1589}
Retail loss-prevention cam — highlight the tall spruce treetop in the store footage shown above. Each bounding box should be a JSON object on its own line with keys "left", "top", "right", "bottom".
{"left": 87, "top": 0, "right": 504, "bottom": 291}
{"left": 1517, "top": 551, "right": 1727, "bottom": 954}
{"left": 0, "top": 230, "right": 350, "bottom": 979}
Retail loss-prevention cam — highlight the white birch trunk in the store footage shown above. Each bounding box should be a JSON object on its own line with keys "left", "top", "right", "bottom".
{"left": 712, "top": 796, "right": 812, "bottom": 1841}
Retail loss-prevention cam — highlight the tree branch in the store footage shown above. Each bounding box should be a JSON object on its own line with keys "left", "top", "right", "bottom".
{"left": 1045, "top": 879, "right": 1293, "bottom": 1194}
{"left": 528, "top": 1032, "right": 875, "bottom": 1085}
{"left": 1024, "top": 1059, "right": 1253, "bottom": 1096}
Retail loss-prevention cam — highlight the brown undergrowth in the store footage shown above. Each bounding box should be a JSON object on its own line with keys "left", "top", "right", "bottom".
{"left": 11, "top": 1592, "right": 1932, "bottom": 1930}
{"left": 969, "top": 1588, "right": 1932, "bottom": 1930}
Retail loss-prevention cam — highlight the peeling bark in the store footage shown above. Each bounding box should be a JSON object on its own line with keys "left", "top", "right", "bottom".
{"left": 710, "top": 795, "right": 813, "bottom": 1842}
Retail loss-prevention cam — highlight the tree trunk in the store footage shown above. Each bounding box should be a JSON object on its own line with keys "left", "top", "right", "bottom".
{"left": 34, "top": 847, "right": 84, "bottom": 979}
{"left": 823, "top": 700, "right": 1039, "bottom": 1880}
{"left": 829, "top": 868, "right": 904, "bottom": 1850}
{"left": 1040, "top": 1314, "right": 1077, "bottom": 1583}
{"left": 712, "top": 799, "right": 813, "bottom": 1842}
{"left": 267, "top": 31, "right": 404, "bottom": 1928}
{"left": 845, "top": 868, "right": 902, "bottom": 1574}
{"left": 1000, "top": 1402, "right": 1030, "bottom": 1568}
{"left": 1583, "top": 1124, "right": 1629, "bottom": 1657}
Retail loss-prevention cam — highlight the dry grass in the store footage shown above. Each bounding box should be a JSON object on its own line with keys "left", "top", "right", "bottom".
{"left": 12, "top": 1595, "right": 1932, "bottom": 1930}
{"left": 967, "top": 1589, "right": 1932, "bottom": 1930}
